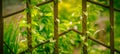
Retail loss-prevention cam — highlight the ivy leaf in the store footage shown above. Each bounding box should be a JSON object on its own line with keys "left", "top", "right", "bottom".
{"left": 39, "top": 23, "right": 45, "bottom": 31}
{"left": 50, "top": 38, "right": 56, "bottom": 43}
{"left": 19, "top": 20, "right": 28, "bottom": 27}
{"left": 38, "top": 36, "right": 45, "bottom": 41}
{"left": 84, "top": 42, "right": 88, "bottom": 47}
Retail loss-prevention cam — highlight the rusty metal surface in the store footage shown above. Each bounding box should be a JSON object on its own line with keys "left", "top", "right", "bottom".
{"left": 109, "top": 0, "right": 114, "bottom": 54}
{"left": 53, "top": 0, "right": 59, "bottom": 54}
{"left": 26, "top": 0, "right": 32, "bottom": 53}
{"left": 0, "top": 1, "right": 3, "bottom": 53}
{"left": 82, "top": 0, "right": 87, "bottom": 54}
{"left": 1, "top": 0, "right": 119, "bottom": 54}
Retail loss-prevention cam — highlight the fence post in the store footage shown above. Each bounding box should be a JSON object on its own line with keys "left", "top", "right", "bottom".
{"left": 53, "top": 0, "right": 59, "bottom": 54}
{"left": 82, "top": 0, "right": 87, "bottom": 54}
{"left": 26, "top": 0, "right": 32, "bottom": 53}
{"left": 109, "top": 0, "right": 114, "bottom": 54}
{"left": 0, "top": 0, "right": 3, "bottom": 53}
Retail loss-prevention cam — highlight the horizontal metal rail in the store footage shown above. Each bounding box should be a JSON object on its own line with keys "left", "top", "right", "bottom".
{"left": 59, "top": 29, "right": 120, "bottom": 53}
{"left": 19, "top": 28, "right": 120, "bottom": 53}
{"left": 88, "top": 37, "right": 120, "bottom": 53}
{"left": 87, "top": 0, "right": 120, "bottom": 12}
{"left": 58, "top": 29, "right": 73, "bottom": 37}
{"left": 72, "top": 29, "right": 120, "bottom": 53}
{"left": 19, "top": 40, "right": 50, "bottom": 54}
{"left": 20, "top": 29, "right": 73, "bottom": 54}
{"left": 2, "top": 0, "right": 120, "bottom": 53}
{"left": 2, "top": 0, "right": 120, "bottom": 18}
{"left": 2, "top": 0, "right": 53, "bottom": 18}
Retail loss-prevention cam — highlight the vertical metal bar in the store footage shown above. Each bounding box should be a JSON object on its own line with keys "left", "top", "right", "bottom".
{"left": 109, "top": 0, "right": 114, "bottom": 54}
{"left": 0, "top": 0, "right": 3, "bottom": 53}
{"left": 26, "top": 0, "right": 32, "bottom": 53}
{"left": 53, "top": 0, "right": 59, "bottom": 54}
{"left": 82, "top": 0, "right": 87, "bottom": 54}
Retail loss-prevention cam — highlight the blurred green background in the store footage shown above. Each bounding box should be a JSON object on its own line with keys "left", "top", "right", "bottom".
{"left": 3, "top": 0, "right": 120, "bottom": 54}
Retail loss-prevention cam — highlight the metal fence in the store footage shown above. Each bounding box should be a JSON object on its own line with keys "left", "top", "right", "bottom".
{"left": 0, "top": 0, "right": 120, "bottom": 54}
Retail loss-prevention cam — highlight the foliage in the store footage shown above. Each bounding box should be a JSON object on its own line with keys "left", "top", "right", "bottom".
{"left": 4, "top": 20, "right": 19, "bottom": 54}
{"left": 3, "top": 0, "right": 120, "bottom": 54}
